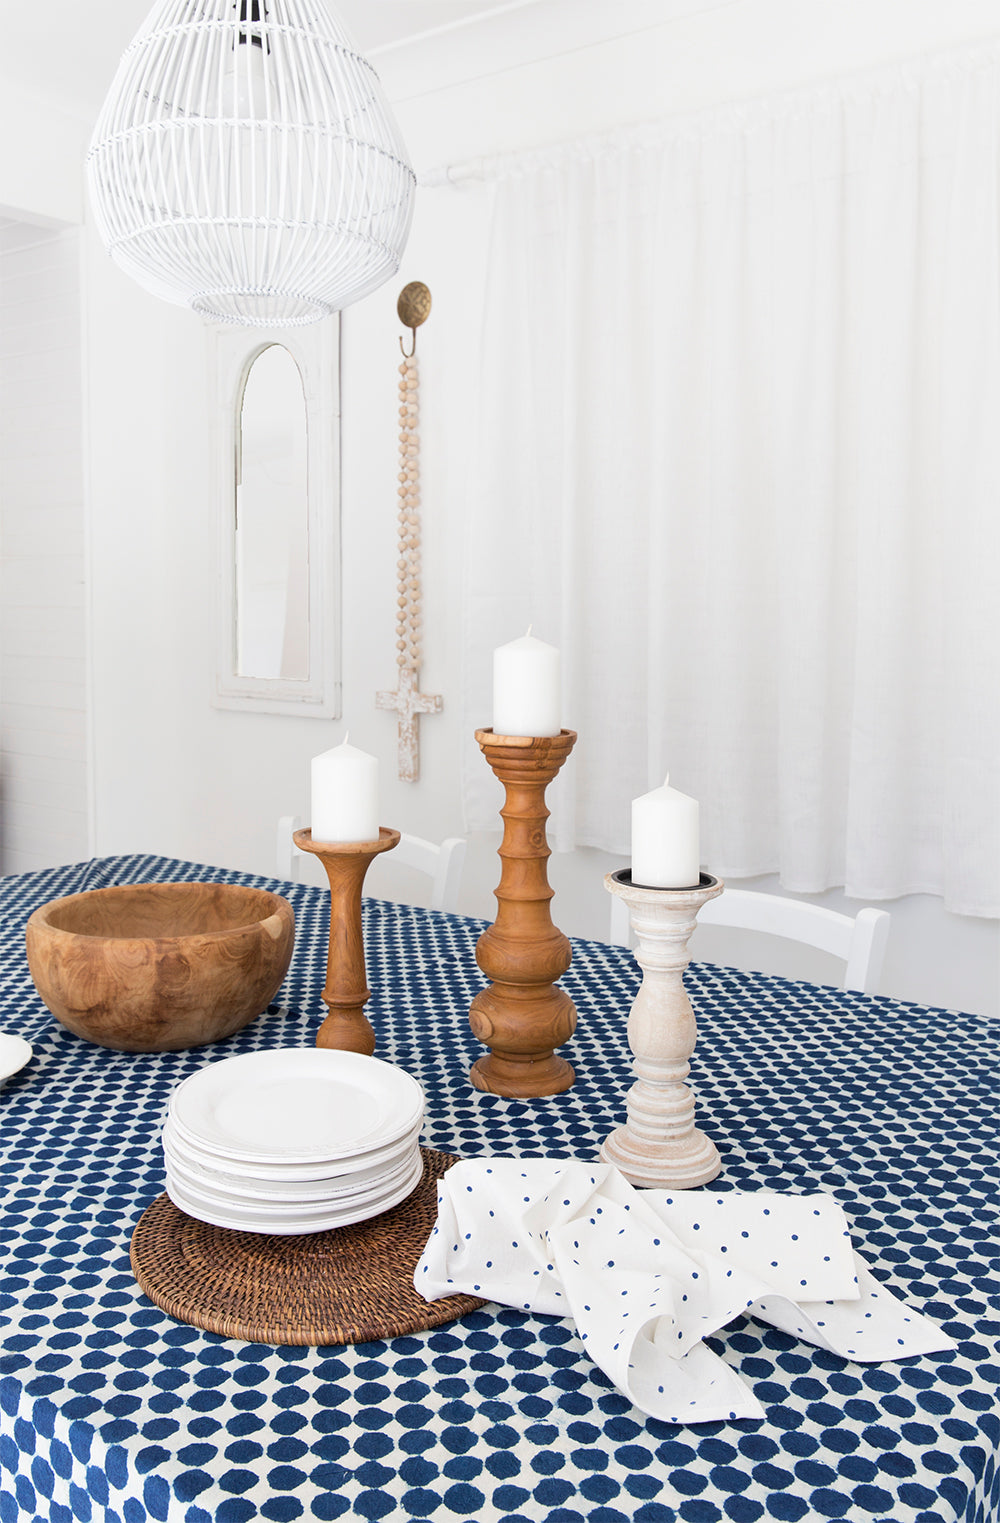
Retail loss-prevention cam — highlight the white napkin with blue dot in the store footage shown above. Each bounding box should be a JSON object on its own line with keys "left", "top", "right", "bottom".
{"left": 414, "top": 1159, "right": 954, "bottom": 1424}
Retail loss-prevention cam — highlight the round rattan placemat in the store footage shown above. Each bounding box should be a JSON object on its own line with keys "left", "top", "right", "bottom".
{"left": 131, "top": 1147, "right": 485, "bottom": 1345}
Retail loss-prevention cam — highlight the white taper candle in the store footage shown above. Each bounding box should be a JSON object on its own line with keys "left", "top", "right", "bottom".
{"left": 631, "top": 774, "right": 700, "bottom": 889}
{"left": 492, "top": 627, "right": 561, "bottom": 738}
{"left": 311, "top": 734, "right": 379, "bottom": 843}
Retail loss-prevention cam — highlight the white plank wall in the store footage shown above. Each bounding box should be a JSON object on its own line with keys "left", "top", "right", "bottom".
{"left": 0, "top": 222, "right": 89, "bottom": 874}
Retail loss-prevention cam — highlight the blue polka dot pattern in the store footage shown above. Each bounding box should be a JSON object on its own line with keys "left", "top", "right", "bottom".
{"left": 0, "top": 853, "right": 997, "bottom": 1523}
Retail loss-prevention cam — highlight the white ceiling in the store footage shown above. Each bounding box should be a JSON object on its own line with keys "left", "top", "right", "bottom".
{"left": 0, "top": 1, "right": 529, "bottom": 119}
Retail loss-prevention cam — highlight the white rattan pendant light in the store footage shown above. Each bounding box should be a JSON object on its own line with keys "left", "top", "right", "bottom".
{"left": 87, "top": 0, "right": 416, "bottom": 326}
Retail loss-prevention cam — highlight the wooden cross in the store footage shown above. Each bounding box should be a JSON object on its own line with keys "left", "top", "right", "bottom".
{"left": 376, "top": 663, "right": 442, "bottom": 783}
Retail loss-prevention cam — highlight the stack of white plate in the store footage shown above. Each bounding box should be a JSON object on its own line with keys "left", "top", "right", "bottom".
{"left": 162, "top": 1048, "right": 424, "bottom": 1234}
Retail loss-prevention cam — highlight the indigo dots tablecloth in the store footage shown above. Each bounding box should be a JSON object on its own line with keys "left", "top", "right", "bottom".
{"left": 1, "top": 854, "right": 997, "bottom": 1523}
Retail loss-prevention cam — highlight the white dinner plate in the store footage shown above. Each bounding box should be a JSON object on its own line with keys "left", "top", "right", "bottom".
{"left": 163, "top": 1133, "right": 419, "bottom": 1204}
{"left": 169, "top": 1048, "right": 424, "bottom": 1162}
{"left": 166, "top": 1152, "right": 423, "bottom": 1235}
{"left": 164, "top": 1148, "right": 420, "bottom": 1217}
{"left": 0, "top": 1033, "right": 32, "bottom": 1083}
{"left": 162, "top": 1112, "right": 424, "bottom": 1183}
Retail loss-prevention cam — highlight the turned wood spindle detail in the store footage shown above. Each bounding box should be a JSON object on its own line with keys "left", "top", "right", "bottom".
{"left": 293, "top": 827, "right": 400, "bottom": 1055}
{"left": 468, "top": 728, "right": 578, "bottom": 1097}
{"left": 601, "top": 869, "right": 724, "bottom": 1188}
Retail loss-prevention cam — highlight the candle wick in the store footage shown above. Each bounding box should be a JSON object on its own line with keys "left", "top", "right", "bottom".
{"left": 663, "top": 771, "right": 670, "bottom": 788}
{"left": 344, "top": 731, "right": 350, "bottom": 747}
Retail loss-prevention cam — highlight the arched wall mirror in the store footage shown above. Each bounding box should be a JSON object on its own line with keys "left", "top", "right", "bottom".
{"left": 236, "top": 344, "right": 310, "bottom": 681}
{"left": 213, "top": 319, "right": 341, "bottom": 716}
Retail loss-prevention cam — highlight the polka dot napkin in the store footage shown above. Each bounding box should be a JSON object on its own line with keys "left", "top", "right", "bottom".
{"left": 414, "top": 1159, "right": 954, "bottom": 1425}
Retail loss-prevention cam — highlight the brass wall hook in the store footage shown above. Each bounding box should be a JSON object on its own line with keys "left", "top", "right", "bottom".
{"left": 397, "top": 281, "right": 431, "bottom": 356}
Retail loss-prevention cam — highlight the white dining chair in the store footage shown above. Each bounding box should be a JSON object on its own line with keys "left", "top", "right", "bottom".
{"left": 608, "top": 886, "right": 890, "bottom": 994}
{"left": 276, "top": 815, "right": 467, "bottom": 914}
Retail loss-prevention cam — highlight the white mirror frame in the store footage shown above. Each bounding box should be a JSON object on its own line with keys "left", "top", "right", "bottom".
{"left": 211, "top": 318, "right": 341, "bottom": 717}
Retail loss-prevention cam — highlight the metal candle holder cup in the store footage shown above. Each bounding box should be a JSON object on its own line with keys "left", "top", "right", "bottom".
{"left": 601, "top": 868, "right": 724, "bottom": 1188}
{"left": 293, "top": 827, "right": 400, "bottom": 1055}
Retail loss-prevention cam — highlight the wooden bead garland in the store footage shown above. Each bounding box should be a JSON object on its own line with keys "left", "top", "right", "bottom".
{"left": 376, "top": 313, "right": 442, "bottom": 781}
{"left": 397, "top": 358, "right": 422, "bottom": 667}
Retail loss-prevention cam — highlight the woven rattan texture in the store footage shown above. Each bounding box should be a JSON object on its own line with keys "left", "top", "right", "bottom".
{"left": 131, "top": 1149, "right": 484, "bottom": 1345}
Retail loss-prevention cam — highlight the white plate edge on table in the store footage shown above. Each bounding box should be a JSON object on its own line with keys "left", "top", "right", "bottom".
{"left": 162, "top": 1123, "right": 421, "bottom": 1192}
{"left": 0, "top": 1033, "right": 33, "bottom": 1083}
{"left": 164, "top": 1148, "right": 420, "bottom": 1218}
{"left": 167, "top": 1095, "right": 426, "bottom": 1165}
{"left": 163, "top": 1136, "right": 420, "bottom": 1205}
{"left": 168, "top": 1047, "right": 424, "bottom": 1163}
{"left": 165, "top": 1153, "right": 424, "bottom": 1235}
{"left": 162, "top": 1114, "right": 424, "bottom": 1183}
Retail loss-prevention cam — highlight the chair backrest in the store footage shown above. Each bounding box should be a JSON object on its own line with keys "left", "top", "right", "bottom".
{"left": 609, "top": 886, "right": 890, "bottom": 994}
{"left": 276, "top": 815, "right": 467, "bottom": 914}
{"left": 392, "top": 834, "right": 467, "bottom": 915}
{"left": 276, "top": 815, "right": 304, "bottom": 883}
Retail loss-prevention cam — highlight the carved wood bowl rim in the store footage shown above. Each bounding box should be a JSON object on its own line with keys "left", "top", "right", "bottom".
{"left": 292, "top": 827, "right": 401, "bottom": 858}
{"left": 26, "top": 881, "right": 293, "bottom": 944}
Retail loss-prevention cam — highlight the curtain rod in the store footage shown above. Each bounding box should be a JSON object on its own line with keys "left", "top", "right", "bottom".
{"left": 416, "top": 37, "right": 1000, "bottom": 191}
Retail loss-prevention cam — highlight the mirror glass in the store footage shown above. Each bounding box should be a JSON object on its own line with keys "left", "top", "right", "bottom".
{"left": 236, "top": 344, "right": 310, "bottom": 680}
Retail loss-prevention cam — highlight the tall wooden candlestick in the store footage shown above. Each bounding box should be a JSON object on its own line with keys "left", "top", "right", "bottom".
{"left": 469, "top": 728, "right": 577, "bottom": 1097}
{"left": 601, "top": 868, "right": 724, "bottom": 1188}
{"left": 293, "top": 827, "right": 400, "bottom": 1055}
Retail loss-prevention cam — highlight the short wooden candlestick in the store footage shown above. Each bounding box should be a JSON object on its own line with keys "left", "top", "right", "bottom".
{"left": 293, "top": 827, "right": 400, "bottom": 1055}
{"left": 469, "top": 728, "right": 578, "bottom": 1097}
{"left": 601, "top": 869, "right": 724, "bottom": 1188}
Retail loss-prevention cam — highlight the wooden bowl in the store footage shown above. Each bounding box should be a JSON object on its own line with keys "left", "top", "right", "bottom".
{"left": 25, "top": 881, "right": 295, "bottom": 1052}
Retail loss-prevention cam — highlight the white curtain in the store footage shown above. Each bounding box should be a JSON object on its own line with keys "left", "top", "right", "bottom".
{"left": 461, "top": 46, "right": 1000, "bottom": 917}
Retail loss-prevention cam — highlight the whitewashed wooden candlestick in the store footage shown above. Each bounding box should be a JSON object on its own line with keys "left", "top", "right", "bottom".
{"left": 601, "top": 869, "right": 724, "bottom": 1189}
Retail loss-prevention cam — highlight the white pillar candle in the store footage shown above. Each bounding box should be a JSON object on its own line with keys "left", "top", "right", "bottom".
{"left": 311, "top": 735, "right": 379, "bottom": 843}
{"left": 631, "top": 773, "right": 700, "bottom": 889}
{"left": 493, "top": 627, "right": 561, "bottom": 738}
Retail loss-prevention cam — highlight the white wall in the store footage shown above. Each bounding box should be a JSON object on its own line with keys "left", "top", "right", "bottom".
{"left": 375, "top": 0, "right": 1000, "bottom": 163}
{"left": 24, "top": 0, "right": 998, "bottom": 1017}
{"left": 0, "top": 225, "right": 88, "bottom": 874}
{"left": 0, "top": 82, "right": 85, "bottom": 229}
